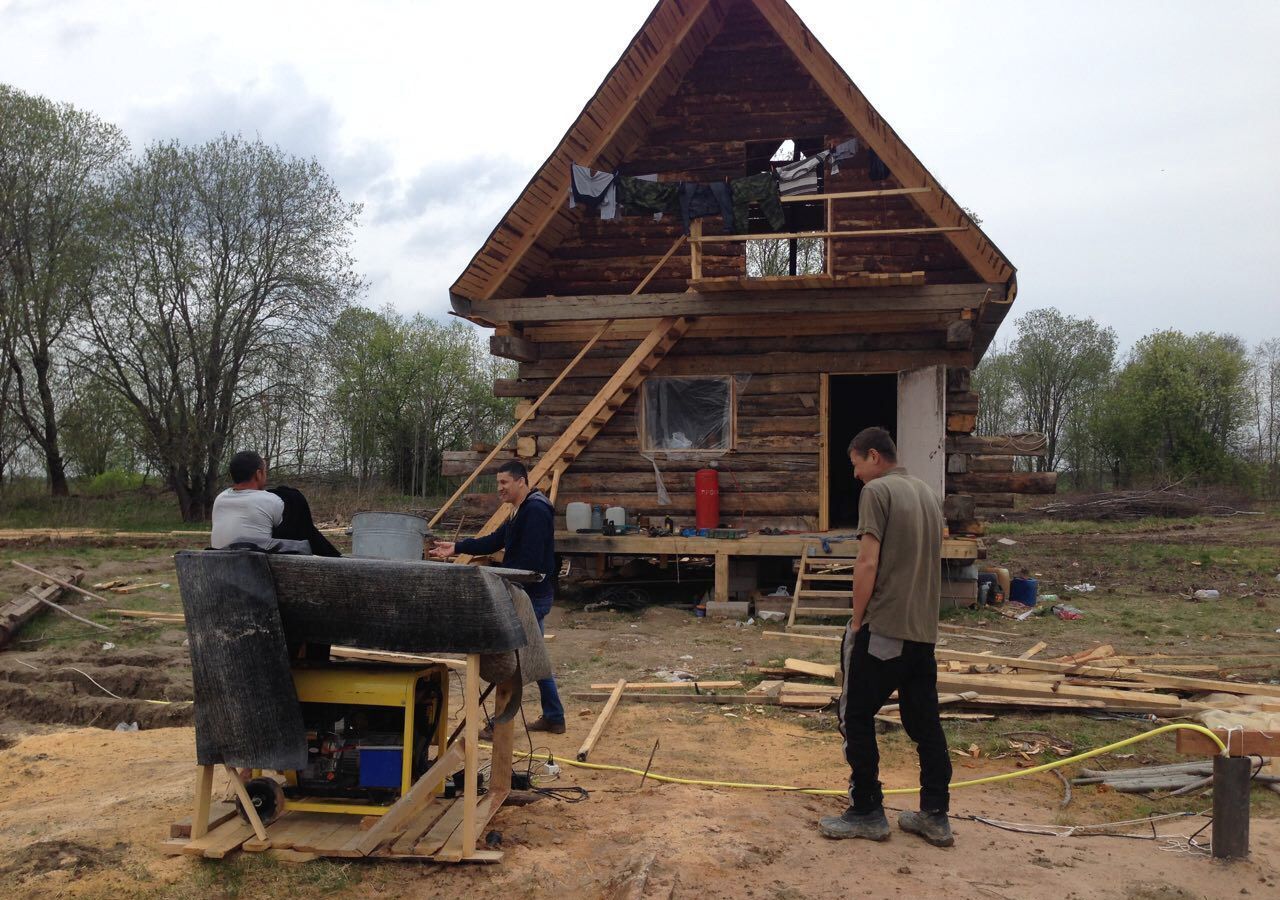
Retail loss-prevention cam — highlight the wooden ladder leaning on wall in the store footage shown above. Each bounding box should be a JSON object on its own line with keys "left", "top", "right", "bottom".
{"left": 429, "top": 235, "right": 689, "bottom": 559}
{"left": 786, "top": 546, "right": 857, "bottom": 634}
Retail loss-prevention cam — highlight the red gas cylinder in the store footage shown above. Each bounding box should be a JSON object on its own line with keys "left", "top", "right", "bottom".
{"left": 695, "top": 467, "right": 720, "bottom": 530}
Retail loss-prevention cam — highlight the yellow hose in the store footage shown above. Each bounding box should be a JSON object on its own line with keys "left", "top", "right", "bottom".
{"left": 506, "top": 723, "right": 1227, "bottom": 797}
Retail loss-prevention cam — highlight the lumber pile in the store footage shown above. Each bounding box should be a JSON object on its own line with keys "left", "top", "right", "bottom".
{"left": 1073, "top": 761, "right": 1279, "bottom": 795}
{"left": 740, "top": 643, "right": 1280, "bottom": 717}
{"left": 1030, "top": 485, "right": 1259, "bottom": 520}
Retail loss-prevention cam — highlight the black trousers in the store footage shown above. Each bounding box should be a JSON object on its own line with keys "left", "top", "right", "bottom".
{"left": 838, "top": 624, "right": 952, "bottom": 813}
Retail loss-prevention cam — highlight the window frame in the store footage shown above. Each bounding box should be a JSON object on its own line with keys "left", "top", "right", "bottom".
{"left": 638, "top": 375, "right": 737, "bottom": 454}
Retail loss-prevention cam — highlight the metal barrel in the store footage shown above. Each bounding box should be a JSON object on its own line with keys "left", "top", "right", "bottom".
{"left": 351, "top": 512, "right": 429, "bottom": 560}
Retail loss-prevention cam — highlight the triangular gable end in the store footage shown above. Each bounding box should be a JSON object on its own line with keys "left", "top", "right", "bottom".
{"left": 451, "top": 0, "right": 1016, "bottom": 325}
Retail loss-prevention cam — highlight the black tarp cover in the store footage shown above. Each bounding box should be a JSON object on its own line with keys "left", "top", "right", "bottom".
{"left": 177, "top": 551, "right": 548, "bottom": 770}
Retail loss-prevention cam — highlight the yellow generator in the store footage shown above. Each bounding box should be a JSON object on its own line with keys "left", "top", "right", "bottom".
{"left": 249, "top": 664, "right": 449, "bottom": 819}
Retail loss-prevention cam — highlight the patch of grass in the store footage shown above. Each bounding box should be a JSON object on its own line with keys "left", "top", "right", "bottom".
{"left": 153, "top": 854, "right": 360, "bottom": 899}
{"left": 0, "top": 479, "right": 187, "bottom": 531}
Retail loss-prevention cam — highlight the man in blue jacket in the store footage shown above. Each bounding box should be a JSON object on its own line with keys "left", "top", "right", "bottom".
{"left": 429, "top": 460, "right": 565, "bottom": 734}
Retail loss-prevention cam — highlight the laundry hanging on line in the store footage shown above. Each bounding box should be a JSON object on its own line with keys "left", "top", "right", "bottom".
{"left": 730, "top": 172, "right": 785, "bottom": 231}
{"left": 618, "top": 175, "right": 682, "bottom": 219}
{"left": 678, "top": 181, "right": 735, "bottom": 235}
{"left": 569, "top": 164, "right": 618, "bottom": 219}
{"left": 828, "top": 138, "right": 858, "bottom": 175}
{"left": 775, "top": 150, "right": 831, "bottom": 197}
{"left": 569, "top": 141, "right": 886, "bottom": 229}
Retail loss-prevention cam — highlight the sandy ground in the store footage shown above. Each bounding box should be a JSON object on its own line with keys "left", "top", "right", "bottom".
{"left": 1, "top": 713, "right": 1278, "bottom": 900}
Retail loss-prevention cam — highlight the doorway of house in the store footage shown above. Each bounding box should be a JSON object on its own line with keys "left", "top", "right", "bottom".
{"left": 827, "top": 374, "right": 898, "bottom": 528}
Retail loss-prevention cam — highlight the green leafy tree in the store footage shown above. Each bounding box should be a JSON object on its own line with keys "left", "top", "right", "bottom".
{"left": 1106, "top": 331, "right": 1251, "bottom": 480}
{"left": 328, "top": 308, "right": 513, "bottom": 495}
{"left": 1008, "top": 308, "right": 1117, "bottom": 472}
{"left": 79, "top": 135, "right": 361, "bottom": 520}
{"left": 0, "top": 85, "right": 127, "bottom": 494}
{"left": 58, "top": 372, "right": 140, "bottom": 478}
{"left": 972, "top": 340, "right": 1018, "bottom": 436}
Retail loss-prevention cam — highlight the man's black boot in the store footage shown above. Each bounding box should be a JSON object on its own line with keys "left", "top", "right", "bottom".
{"left": 898, "top": 810, "right": 954, "bottom": 847}
{"left": 818, "top": 806, "right": 890, "bottom": 841}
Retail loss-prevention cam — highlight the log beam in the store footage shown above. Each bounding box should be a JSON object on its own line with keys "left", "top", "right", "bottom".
{"left": 462, "top": 284, "right": 1004, "bottom": 324}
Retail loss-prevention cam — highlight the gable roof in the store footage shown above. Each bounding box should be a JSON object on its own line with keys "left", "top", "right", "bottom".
{"left": 450, "top": 0, "right": 1015, "bottom": 308}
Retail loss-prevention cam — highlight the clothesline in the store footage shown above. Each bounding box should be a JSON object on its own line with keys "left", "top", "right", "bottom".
{"left": 568, "top": 137, "right": 877, "bottom": 236}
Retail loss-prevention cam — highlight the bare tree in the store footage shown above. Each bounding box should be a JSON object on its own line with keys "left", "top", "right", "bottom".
{"left": 0, "top": 85, "right": 127, "bottom": 494}
{"left": 79, "top": 136, "right": 361, "bottom": 520}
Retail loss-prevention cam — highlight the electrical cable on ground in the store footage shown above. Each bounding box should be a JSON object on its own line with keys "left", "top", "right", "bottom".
{"left": 493, "top": 723, "right": 1228, "bottom": 798}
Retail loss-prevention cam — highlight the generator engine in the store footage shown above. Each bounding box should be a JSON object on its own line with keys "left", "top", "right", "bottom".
{"left": 285, "top": 674, "right": 444, "bottom": 803}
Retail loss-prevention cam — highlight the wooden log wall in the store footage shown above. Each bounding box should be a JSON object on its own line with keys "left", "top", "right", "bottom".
{"left": 521, "top": 4, "right": 981, "bottom": 298}
{"left": 943, "top": 368, "right": 1055, "bottom": 531}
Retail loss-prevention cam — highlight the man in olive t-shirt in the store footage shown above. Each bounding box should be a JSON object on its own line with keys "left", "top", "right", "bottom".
{"left": 817, "top": 427, "right": 954, "bottom": 848}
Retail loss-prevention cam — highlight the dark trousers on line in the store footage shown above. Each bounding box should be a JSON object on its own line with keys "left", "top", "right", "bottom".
{"left": 532, "top": 597, "right": 565, "bottom": 724}
{"left": 838, "top": 624, "right": 952, "bottom": 813}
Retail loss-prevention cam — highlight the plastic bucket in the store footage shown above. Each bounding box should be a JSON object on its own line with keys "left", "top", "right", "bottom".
{"left": 1010, "top": 577, "right": 1039, "bottom": 606}
{"left": 351, "top": 512, "right": 428, "bottom": 560}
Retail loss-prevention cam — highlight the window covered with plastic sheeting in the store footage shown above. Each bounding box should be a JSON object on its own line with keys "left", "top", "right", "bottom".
{"left": 637, "top": 376, "right": 747, "bottom": 506}
{"left": 640, "top": 376, "right": 734, "bottom": 452}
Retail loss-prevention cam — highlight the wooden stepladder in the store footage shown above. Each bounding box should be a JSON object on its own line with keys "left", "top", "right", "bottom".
{"left": 786, "top": 546, "right": 857, "bottom": 632}
{"left": 459, "top": 314, "right": 691, "bottom": 558}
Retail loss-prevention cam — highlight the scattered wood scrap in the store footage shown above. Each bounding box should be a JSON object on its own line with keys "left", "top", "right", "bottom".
{"left": 1073, "top": 762, "right": 1280, "bottom": 795}
{"left": 0, "top": 568, "right": 85, "bottom": 648}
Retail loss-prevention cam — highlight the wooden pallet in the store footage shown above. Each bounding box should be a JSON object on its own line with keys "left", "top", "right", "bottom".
{"left": 786, "top": 547, "right": 854, "bottom": 629}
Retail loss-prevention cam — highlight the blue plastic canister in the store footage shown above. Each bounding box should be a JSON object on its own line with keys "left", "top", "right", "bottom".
{"left": 358, "top": 746, "right": 403, "bottom": 789}
{"left": 1010, "top": 577, "right": 1039, "bottom": 606}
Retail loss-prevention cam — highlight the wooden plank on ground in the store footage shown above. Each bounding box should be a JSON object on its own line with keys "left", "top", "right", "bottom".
{"left": 933, "top": 673, "right": 1183, "bottom": 708}
{"left": 764, "top": 630, "right": 841, "bottom": 643}
{"left": 1018, "top": 641, "right": 1048, "bottom": 660}
{"left": 171, "top": 801, "right": 237, "bottom": 840}
{"left": 390, "top": 798, "right": 451, "bottom": 855}
{"left": 784, "top": 658, "right": 838, "bottom": 680}
{"left": 1176, "top": 729, "right": 1280, "bottom": 757}
{"left": 587, "top": 680, "right": 742, "bottom": 691}
{"left": 569, "top": 692, "right": 772, "bottom": 705}
{"left": 578, "top": 678, "right": 627, "bottom": 762}
{"left": 935, "top": 649, "right": 1144, "bottom": 678}
{"left": 183, "top": 818, "right": 256, "bottom": 858}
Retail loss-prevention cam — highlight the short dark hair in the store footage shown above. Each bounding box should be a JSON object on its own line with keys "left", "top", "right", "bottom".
{"left": 848, "top": 427, "right": 897, "bottom": 461}
{"left": 496, "top": 460, "right": 529, "bottom": 483}
{"left": 228, "top": 450, "right": 265, "bottom": 484}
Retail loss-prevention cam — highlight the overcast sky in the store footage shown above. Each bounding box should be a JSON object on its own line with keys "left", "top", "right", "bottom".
{"left": 2, "top": 0, "right": 1277, "bottom": 349}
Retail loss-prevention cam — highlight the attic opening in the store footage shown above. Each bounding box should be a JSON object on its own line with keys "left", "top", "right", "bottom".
{"left": 743, "top": 138, "right": 826, "bottom": 278}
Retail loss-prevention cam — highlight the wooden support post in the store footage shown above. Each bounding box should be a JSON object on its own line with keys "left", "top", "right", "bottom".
{"left": 489, "top": 677, "right": 517, "bottom": 797}
{"left": 461, "top": 653, "right": 481, "bottom": 859}
{"left": 223, "top": 765, "right": 269, "bottom": 843}
{"left": 714, "top": 553, "right": 729, "bottom": 604}
{"left": 1212, "top": 755, "right": 1251, "bottom": 859}
{"left": 577, "top": 678, "right": 626, "bottom": 762}
{"left": 689, "top": 219, "right": 703, "bottom": 280}
{"left": 191, "top": 765, "right": 215, "bottom": 840}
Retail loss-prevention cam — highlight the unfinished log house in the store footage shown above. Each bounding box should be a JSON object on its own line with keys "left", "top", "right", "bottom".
{"left": 443, "top": 0, "right": 1054, "bottom": 609}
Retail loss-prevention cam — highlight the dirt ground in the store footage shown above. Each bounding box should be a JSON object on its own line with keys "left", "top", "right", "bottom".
{"left": 1, "top": 515, "right": 1279, "bottom": 899}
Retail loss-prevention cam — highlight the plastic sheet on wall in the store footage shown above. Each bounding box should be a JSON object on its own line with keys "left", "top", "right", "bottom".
{"left": 636, "top": 375, "right": 749, "bottom": 505}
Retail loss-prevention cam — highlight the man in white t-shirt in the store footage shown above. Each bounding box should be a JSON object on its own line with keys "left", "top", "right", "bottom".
{"left": 210, "top": 451, "right": 285, "bottom": 549}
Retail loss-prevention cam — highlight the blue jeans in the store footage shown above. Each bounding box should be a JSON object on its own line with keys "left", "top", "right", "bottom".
{"left": 532, "top": 597, "right": 565, "bottom": 724}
